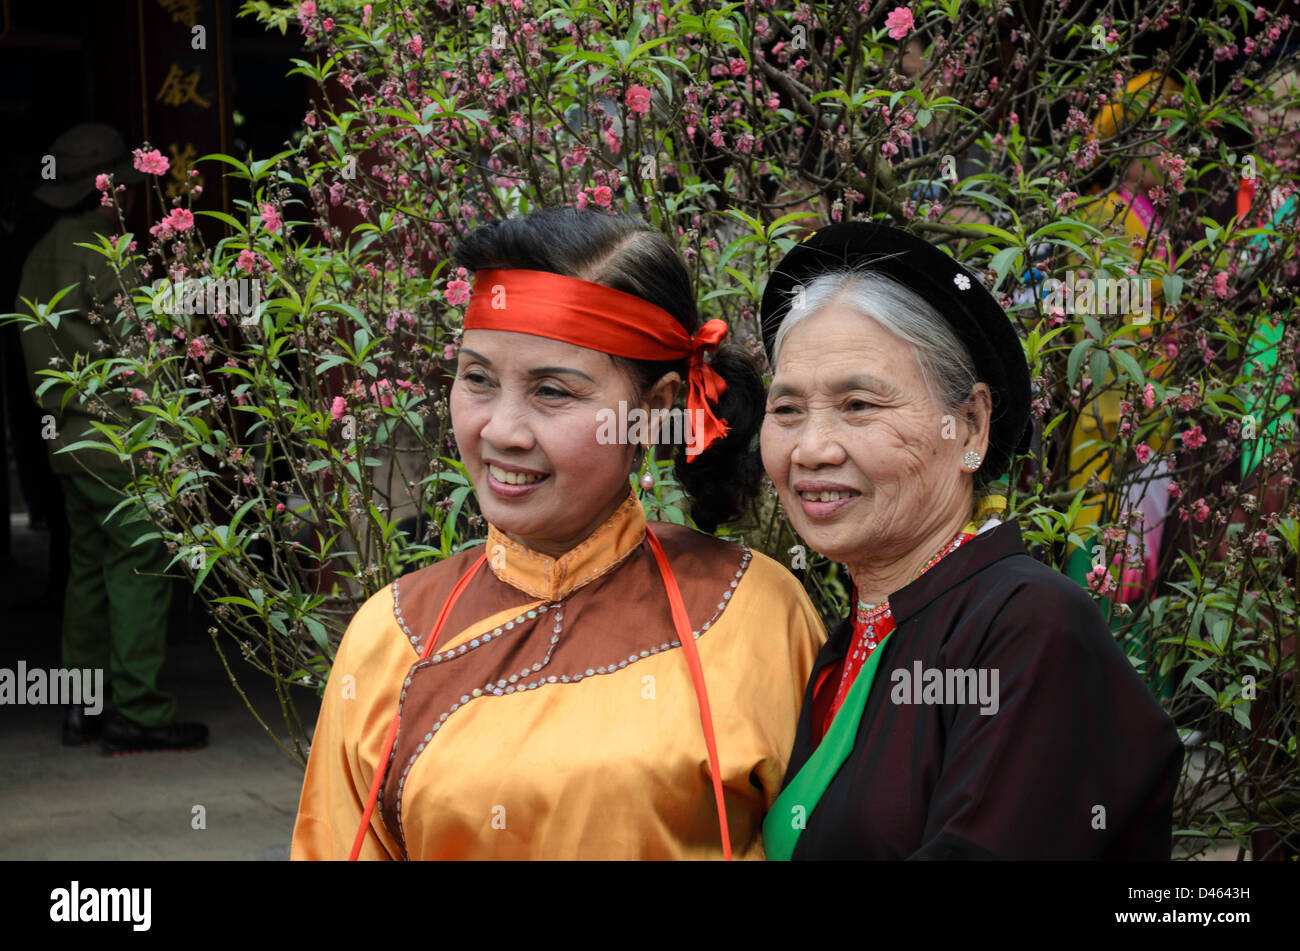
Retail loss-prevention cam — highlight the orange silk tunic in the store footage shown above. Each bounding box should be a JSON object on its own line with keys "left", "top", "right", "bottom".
{"left": 291, "top": 491, "right": 826, "bottom": 859}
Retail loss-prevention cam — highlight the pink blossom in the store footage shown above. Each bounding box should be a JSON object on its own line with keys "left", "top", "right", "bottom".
{"left": 1054, "top": 190, "right": 1079, "bottom": 213}
{"left": 592, "top": 185, "right": 612, "bottom": 207}
{"left": 331, "top": 396, "right": 346, "bottom": 421}
{"left": 236, "top": 249, "right": 257, "bottom": 273}
{"left": 133, "top": 148, "right": 169, "bottom": 176}
{"left": 1134, "top": 444, "right": 1153, "bottom": 464}
{"left": 1143, "top": 383, "right": 1155, "bottom": 409}
{"left": 1213, "top": 272, "right": 1230, "bottom": 299}
{"left": 1167, "top": 481, "right": 1183, "bottom": 500}
{"left": 261, "top": 203, "right": 282, "bottom": 233}
{"left": 885, "top": 6, "right": 915, "bottom": 40}
{"left": 299, "top": 1, "right": 316, "bottom": 17}
{"left": 1191, "top": 498, "right": 1210, "bottom": 522}
{"left": 165, "top": 208, "right": 194, "bottom": 231}
{"left": 444, "top": 280, "right": 471, "bottom": 306}
{"left": 129, "top": 388, "right": 147, "bottom": 404}
{"left": 322, "top": 17, "right": 334, "bottom": 31}
{"left": 443, "top": 343, "right": 458, "bottom": 360}
{"left": 1087, "top": 563, "right": 1116, "bottom": 596}
{"left": 329, "top": 182, "right": 345, "bottom": 206}
{"left": 187, "top": 335, "right": 209, "bottom": 362}
{"left": 625, "top": 85, "right": 652, "bottom": 116}
{"left": 1182, "top": 425, "right": 1207, "bottom": 450}
{"left": 729, "top": 58, "right": 746, "bottom": 76}
{"left": 276, "top": 503, "right": 286, "bottom": 513}
{"left": 95, "top": 174, "right": 111, "bottom": 192}
{"left": 408, "top": 35, "right": 423, "bottom": 57}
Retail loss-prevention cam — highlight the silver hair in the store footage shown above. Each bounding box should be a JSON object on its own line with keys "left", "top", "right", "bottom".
{"left": 769, "top": 267, "right": 997, "bottom": 504}
{"left": 770, "top": 267, "right": 978, "bottom": 415}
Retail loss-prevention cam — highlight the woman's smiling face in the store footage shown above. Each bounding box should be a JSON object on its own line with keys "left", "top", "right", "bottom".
{"left": 450, "top": 329, "right": 648, "bottom": 557}
{"left": 761, "top": 304, "right": 985, "bottom": 572}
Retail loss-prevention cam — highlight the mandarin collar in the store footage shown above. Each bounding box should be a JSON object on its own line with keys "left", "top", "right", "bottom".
{"left": 483, "top": 489, "right": 647, "bottom": 601}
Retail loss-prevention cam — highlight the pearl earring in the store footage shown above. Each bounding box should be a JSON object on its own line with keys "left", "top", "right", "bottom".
{"left": 638, "top": 442, "right": 656, "bottom": 490}
{"left": 963, "top": 450, "right": 982, "bottom": 470}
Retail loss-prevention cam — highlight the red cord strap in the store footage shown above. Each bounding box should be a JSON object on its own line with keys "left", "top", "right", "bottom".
{"left": 644, "top": 527, "right": 733, "bottom": 860}
{"left": 349, "top": 552, "right": 486, "bottom": 861}
{"left": 348, "top": 531, "right": 732, "bottom": 860}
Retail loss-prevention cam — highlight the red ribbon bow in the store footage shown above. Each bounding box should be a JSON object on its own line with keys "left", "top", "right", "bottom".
{"left": 684, "top": 319, "right": 730, "bottom": 458}
{"left": 463, "top": 268, "right": 731, "bottom": 461}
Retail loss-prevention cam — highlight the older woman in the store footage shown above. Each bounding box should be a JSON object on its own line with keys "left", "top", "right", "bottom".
{"left": 758, "top": 222, "right": 1183, "bottom": 860}
{"left": 291, "top": 207, "right": 824, "bottom": 860}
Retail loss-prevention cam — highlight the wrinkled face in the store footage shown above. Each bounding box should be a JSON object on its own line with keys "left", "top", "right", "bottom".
{"left": 451, "top": 330, "right": 640, "bottom": 556}
{"left": 761, "top": 305, "right": 976, "bottom": 568}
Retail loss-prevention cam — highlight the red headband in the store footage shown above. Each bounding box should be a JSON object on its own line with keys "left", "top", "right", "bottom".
{"left": 463, "top": 268, "right": 730, "bottom": 460}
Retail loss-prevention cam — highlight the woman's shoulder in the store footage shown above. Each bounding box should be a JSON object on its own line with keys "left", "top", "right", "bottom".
{"left": 962, "top": 546, "right": 1116, "bottom": 653}
{"left": 647, "top": 521, "right": 823, "bottom": 622}
{"left": 647, "top": 522, "right": 798, "bottom": 585}
{"left": 337, "top": 547, "right": 487, "bottom": 661}
{"left": 393, "top": 545, "right": 488, "bottom": 594}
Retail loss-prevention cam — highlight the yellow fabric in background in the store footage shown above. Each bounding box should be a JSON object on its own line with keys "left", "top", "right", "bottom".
{"left": 1065, "top": 190, "right": 1175, "bottom": 542}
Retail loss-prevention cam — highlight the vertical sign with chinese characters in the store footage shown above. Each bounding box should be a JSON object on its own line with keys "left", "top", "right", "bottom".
{"left": 137, "top": 0, "right": 234, "bottom": 239}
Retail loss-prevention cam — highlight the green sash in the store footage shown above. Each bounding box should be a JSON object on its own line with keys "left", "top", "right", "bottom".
{"left": 1240, "top": 193, "right": 1296, "bottom": 481}
{"left": 762, "top": 635, "right": 889, "bottom": 860}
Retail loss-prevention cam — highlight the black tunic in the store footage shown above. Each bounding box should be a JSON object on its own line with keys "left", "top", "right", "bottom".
{"left": 780, "top": 520, "right": 1184, "bottom": 860}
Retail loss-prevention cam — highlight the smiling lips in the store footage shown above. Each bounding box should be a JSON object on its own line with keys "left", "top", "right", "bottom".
{"left": 791, "top": 481, "right": 861, "bottom": 519}
{"left": 486, "top": 462, "right": 549, "bottom": 487}
{"left": 799, "top": 488, "right": 858, "bottom": 502}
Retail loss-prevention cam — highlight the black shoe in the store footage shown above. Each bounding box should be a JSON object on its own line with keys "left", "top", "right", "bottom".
{"left": 101, "top": 710, "right": 209, "bottom": 756}
{"left": 62, "top": 705, "right": 105, "bottom": 746}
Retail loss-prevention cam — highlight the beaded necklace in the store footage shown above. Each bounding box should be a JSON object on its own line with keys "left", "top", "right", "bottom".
{"left": 822, "top": 525, "right": 975, "bottom": 734}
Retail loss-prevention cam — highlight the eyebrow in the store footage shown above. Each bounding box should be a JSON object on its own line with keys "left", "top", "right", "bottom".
{"left": 769, "top": 373, "right": 901, "bottom": 399}
{"left": 460, "top": 348, "right": 597, "bottom": 384}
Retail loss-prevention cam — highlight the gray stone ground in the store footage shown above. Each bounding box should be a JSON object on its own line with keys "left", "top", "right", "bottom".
{"left": 0, "top": 511, "right": 319, "bottom": 860}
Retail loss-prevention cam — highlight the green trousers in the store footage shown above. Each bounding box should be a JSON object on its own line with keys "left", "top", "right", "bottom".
{"left": 59, "top": 467, "right": 176, "bottom": 726}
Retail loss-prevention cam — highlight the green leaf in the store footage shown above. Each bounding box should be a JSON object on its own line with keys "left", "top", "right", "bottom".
{"left": 989, "top": 246, "right": 1023, "bottom": 288}
{"left": 1088, "top": 348, "right": 1110, "bottom": 387}
{"left": 1111, "top": 348, "right": 1144, "bottom": 385}
{"left": 302, "top": 616, "right": 331, "bottom": 653}
{"left": 1067, "top": 338, "right": 1092, "bottom": 386}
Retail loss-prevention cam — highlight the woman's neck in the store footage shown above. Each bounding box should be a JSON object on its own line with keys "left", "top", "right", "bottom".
{"left": 847, "top": 507, "right": 970, "bottom": 606}
{"left": 501, "top": 485, "right": 634, "bottom": 559}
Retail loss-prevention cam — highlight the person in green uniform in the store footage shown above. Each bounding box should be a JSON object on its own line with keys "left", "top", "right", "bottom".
{"left": 14, "top": 123, "right": 207, "bottom": 754}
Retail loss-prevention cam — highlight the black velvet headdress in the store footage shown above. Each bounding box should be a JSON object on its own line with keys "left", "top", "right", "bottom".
{"left": 759, "top": 221, "right": 1032, "bottom": 483}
